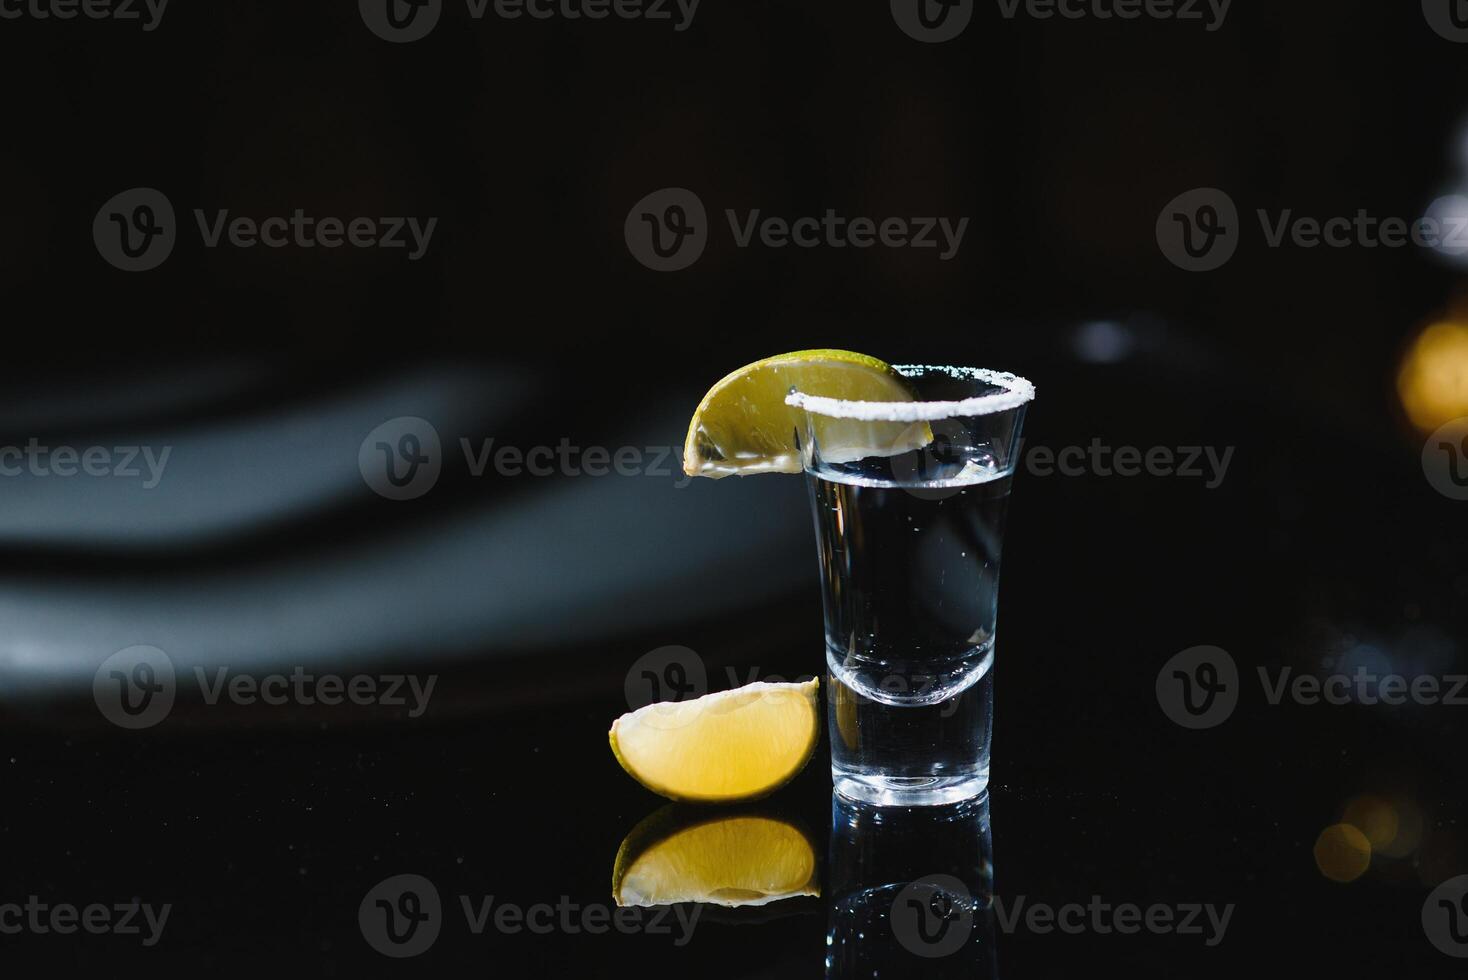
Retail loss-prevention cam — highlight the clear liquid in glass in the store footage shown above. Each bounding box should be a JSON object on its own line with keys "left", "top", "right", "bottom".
{"left": 809, "top": 458, "right": 1010, "bottom": 806}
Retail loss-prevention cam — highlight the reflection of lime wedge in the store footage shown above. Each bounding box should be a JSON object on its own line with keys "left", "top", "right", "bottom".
{"left": 682, "top": 349, "right": 928, "bottom": 478}
{"left": 832, "top": 673, "right": 859, "bottom": 752}
{"left": 609, "top": 679, "right": 820, "bottom": 803}
{"left": 613, "top": 806, "right": 820, "bottom": 908}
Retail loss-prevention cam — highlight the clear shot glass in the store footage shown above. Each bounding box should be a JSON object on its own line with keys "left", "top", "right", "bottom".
{"left": 788, "top": 366, "right": 1033, "bottom": 806}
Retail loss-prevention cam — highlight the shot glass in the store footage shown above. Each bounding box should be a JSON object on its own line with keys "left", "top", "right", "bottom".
{"left": 788, "top": 366, "right": 1033, "bottom": 806}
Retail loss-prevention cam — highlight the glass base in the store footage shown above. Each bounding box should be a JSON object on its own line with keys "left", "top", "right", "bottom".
{"left": 833, "top": 771, "right": 989, "bottom": 807}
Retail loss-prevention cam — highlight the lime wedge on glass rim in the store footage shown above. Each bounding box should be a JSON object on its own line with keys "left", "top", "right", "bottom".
{"left": 682, "top": 349, "right": 930, "bottom": 478}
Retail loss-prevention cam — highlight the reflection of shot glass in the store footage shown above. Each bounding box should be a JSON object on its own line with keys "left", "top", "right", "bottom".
{"left": 826, "top": 792, "right": 995, "bottom": 977}
{"left": 789, "top": 367, "right": 1033, "bottom": 806}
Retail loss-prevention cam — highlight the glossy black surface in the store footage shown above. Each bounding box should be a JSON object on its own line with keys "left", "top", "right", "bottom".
{"left": 3, "top": 2, "right": 1468, "bottom": 975}
{"left": 3, "top": 352, "right": 1464, "bottom": 973}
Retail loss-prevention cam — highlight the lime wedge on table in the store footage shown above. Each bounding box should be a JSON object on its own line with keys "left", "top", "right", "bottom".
{"left": 682, "top": 349, "right": 928, "bottom": 478}
{"left": 613, "top": 806, "right": 820, "bottom": 908}
{"left": 609, "top": 679, "right": 820, "bottom": 803}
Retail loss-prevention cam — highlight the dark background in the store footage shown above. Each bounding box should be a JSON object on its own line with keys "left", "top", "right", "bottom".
{"left": 1, "top": 1, "right": 1466, "bottom": 975}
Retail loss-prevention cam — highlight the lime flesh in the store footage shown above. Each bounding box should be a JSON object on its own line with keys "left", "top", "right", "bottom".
{"left": 608, "top": 679, "right": 820, "bottom": 803}
{"left": 682, "top": 349, "right": 923, "bottom": 478}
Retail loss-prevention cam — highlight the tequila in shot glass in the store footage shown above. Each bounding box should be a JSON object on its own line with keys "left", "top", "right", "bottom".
{"left": 788, "top": 366, "right": 1033, "bottom": 806}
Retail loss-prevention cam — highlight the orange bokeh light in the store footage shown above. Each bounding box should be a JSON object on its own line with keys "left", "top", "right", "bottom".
{"left": 1399, "top": 321, "right": 1468, "bottom": 431}
{"left": 1314, "top": 824, "right": 1372, "bottom": 883}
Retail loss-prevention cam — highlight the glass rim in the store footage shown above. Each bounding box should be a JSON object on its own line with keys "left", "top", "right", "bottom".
{"left": 784, "top": 364, "right": 1035, "bottom": 421}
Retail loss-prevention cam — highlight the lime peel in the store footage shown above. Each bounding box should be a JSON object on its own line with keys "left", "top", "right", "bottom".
{"left": 682, "top": 350, "right": 923, "bottom": 478}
